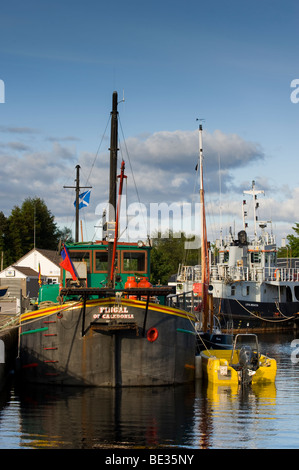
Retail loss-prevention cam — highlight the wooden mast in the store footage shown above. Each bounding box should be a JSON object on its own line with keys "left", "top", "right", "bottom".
{"left": 198, "top": 124, "right": 212, "bottom": 332}
{"left": 107, "top": 91, "right": 119, "bottom": 287}
{"left": 110, "top": 160, "right": 127, "bottom": 284}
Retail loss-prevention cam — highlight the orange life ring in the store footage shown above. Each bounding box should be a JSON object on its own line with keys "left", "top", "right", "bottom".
{"left": 274, "top": 269, "right": 280, "bottom": 280}
{"left": 147, "top": 327, "right": 159, "bottom": 342}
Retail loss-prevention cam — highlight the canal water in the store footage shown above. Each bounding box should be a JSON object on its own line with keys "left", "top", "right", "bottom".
{"left": 0, "top": 332, "right": 298, "bottom": 449}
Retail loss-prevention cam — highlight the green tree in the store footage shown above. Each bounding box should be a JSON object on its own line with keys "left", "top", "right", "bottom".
{"left": 56, "top": 226, "right": 74, "bottom": 243}
{"left": 286, "top": 223, "right": 299, "bottom": 257}
{"left": 277, "top": 223, "right": 299, "bottom": 258}
{"left": 6, "top": 206, "right": 24, "bottom": 263}
{"left": 6, "top": 197, "right": 59, "bottom": 265}
{"left": 0, "top": 211, "right": 9, "bottom": 268}
{"left": 150, "top": 231, "right": 200, "bottom": 285}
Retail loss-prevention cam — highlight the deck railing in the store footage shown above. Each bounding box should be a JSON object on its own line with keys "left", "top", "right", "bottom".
{"left": 178, "top": 265, "right": 299, "bottom": 284}
{"left": 166, "top": 290, "right": 201, "bottom": 313}
{"left": 210, "top": 266, "right": 299, "bottom": 282}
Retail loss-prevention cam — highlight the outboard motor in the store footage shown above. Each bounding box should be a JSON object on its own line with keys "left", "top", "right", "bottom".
{"left": 239, "top": 345, "right": 253, "bottom": 368}
{"left": 238, "top": 345, "right": 258, "bottom": 385}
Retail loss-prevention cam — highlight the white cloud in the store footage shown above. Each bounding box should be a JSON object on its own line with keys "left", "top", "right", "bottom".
{"left": 0, "top": 126, "right": 296, "bottom": 244}
{"left": 120, "top": 128, "right": 264, "bottom": 201}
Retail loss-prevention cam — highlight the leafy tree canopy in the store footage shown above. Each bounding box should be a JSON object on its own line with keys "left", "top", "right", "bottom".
{"left": 2, "top": 197, "right": 61, "bottom": 267}
{"left": 150, "top": 231, "right": 200, "bottom": 285}
{"left": 278, "top": 222, "right": 299, "bottom": 258}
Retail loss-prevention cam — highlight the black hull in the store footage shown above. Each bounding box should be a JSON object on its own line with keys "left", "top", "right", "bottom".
{"left": 196, "top": 331, "right": 233, "bottom": 352}
{"left": 19, "top": 298, "right": 196, "bottom": 387}
{"left": 214, "top": 297, "right": 299, "bottom": 332}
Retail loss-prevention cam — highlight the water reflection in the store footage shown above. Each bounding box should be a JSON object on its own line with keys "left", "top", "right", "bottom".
{"left": 193, "top": 381, "right": 277, "bottom": 449}
{"left": 13, "top": 382, "right": 196, "bottom": 449}
{"left": 0, "top": 332, "right": 298, "bottom": 449}
{"left": 10, "top": 378, "right": 278, "bottom": 449}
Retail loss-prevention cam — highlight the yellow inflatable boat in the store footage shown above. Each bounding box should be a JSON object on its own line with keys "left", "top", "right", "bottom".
{"left": 200, "top": 334, "right": 277, "bottom": 385}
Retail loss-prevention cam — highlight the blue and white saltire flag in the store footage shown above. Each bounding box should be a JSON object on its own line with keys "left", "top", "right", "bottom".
{"left": 74, "top": 190, "right": 91, "bottom": 210}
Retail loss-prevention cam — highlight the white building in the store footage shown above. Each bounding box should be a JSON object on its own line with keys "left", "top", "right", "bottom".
{"left": 0, "top": 249, "right": 61, "bottom": 314}
{"left": 13, "top": 248, "right": 61, "bottom": 285}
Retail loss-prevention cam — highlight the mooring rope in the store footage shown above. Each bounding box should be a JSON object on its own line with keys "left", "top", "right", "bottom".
{"left": 234, "top": 299, "right": 296, "bottom": 323}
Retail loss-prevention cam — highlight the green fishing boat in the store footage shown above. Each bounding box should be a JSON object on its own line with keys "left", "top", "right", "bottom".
{"left": 19, "top": 92, "right": 197, "bottom": 387}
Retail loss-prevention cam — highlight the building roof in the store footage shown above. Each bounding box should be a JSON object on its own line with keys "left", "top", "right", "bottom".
{"left": 11, "top": 266, "right": 39, "bottom": 277}
{"left": 14, "top": 248, "right": 61, "bottom": 267}
{"left": 35, "top": 248, "right": 61, "bottom": 266}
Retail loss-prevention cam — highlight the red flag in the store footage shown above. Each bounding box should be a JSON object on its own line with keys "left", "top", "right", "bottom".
{"left": 60, "top": 245, "right": 77, "bottom": 281}
{"left": 38, "top": 262, "right": 42, "bottom": 286}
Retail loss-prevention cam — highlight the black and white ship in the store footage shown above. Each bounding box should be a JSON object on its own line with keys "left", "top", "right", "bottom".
{"left": 175, "top": 181, "right": 299, "bottom": 332}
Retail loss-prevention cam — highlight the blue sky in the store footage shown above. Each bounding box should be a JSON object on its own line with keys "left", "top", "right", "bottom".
{"left": 0, "top": 0, "right": 299, "bottom": 245}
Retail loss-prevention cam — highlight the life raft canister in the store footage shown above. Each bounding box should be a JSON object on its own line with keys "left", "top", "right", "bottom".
{"left": 125, "top": 276, "right": 138, "bottom": 298}
{"left": 138, "top": 277, "right": 152, "bottom": 301}
{"left": 125, "top": 276, "right": 138, "bottom": 288}
{"left": 138, "top": 277, "right": 152, "bottom": 288}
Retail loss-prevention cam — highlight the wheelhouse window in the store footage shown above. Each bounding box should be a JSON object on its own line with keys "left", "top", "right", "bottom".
{"left": 242, "top": 285, "right": 250, "bottom": 296}
{"left": 122, "top": 251, "right": 147, "bottom": 273}
{"left": 69, "top": 250, "right": 91, "bottom": 273}
{"left": 95, "top": 252, "right": 108, "bottom": 272}
{"left": 94, "top": 251, "right": 119, "bottom": 273}
{"left": 251, "top": 252, "right": 261, "bottom": 264}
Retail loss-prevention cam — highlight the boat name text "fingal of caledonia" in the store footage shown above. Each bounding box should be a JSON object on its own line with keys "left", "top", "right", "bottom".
{"left": 93, "top": 305, "right": 134, "bottom": 319}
